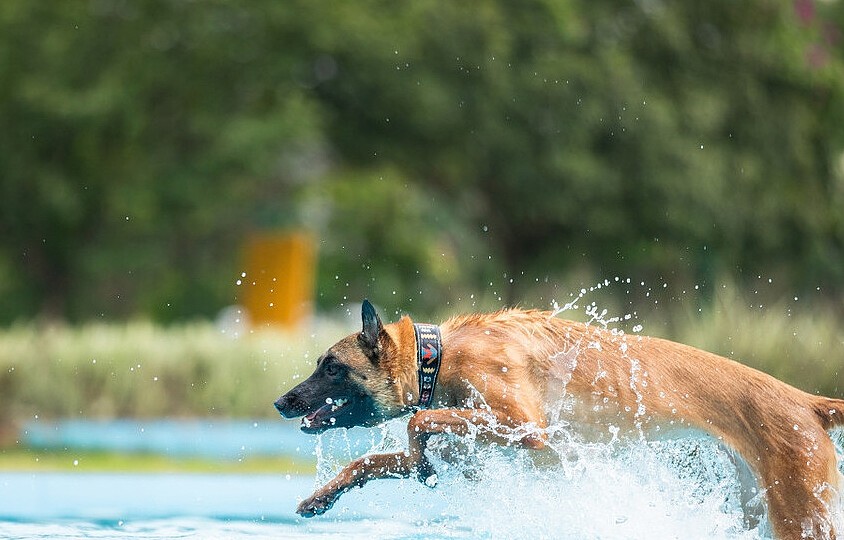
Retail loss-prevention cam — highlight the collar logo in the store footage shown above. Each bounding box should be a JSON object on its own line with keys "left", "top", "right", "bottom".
{"left": 421, "top": 344, "right": 439, "bottom": 362}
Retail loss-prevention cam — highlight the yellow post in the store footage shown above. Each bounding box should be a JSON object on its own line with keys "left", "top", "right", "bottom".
{"left": 241, "top": 231, "right": 315, "bottom": 329}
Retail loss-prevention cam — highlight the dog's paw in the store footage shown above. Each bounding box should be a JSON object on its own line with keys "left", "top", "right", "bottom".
{"left": 296, "top": 492, "right": 337, "bottom": 518}
{"left": 414, "top": 458, "right": 437, "bottom": 488}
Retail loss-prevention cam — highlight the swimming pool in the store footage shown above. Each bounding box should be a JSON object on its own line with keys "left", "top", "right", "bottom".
{"left": 5, "top": 421, "right": 843, "bottom": 539}
{"left": 0, "top": 471, "right": 458, "bottom": 540}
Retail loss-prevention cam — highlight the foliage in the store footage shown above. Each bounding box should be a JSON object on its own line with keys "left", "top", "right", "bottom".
{"left": 0, "top": 0, "right": 325, "bottom": 321}
{"left": 0, "top": 320, "right": 342, "bottom": 430}
{"left": 652, "top": 282, "right": 844, "bottom": 397}
{"left": 1, "top": 0, "right": 844, "bottom": 322}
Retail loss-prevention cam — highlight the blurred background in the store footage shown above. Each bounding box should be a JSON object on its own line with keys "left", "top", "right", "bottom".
{"left": 1, "top": 0, "right": 843, "bottom": 470}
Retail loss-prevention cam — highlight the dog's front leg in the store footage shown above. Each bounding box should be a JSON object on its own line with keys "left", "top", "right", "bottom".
{"left": 296, "top": 449, "right": 415, "bottom": 517}
{"left": 297, "top": 408, "right": 527, "bottom": 517}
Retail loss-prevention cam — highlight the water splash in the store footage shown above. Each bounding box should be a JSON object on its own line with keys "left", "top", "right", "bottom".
{"left": 317, "top": 425, "right": 844, "bottom": 539}
{"left": 312, "top": 418, "right": 798, "bottom": 539}
{"left": 550, "top": 277, "right": 636, "bottom": 327}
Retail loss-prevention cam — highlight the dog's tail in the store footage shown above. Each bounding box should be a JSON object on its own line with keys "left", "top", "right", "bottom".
{"left": 814, "top": 397, "right": 844, "bottom": 430}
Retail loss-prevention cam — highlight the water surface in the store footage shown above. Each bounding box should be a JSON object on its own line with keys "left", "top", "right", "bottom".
{"left": 5, "top": 421, "right": 843, "bottom": 539}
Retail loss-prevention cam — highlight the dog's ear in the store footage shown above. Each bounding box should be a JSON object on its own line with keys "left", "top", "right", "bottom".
{"left": 359, "top": 299, "right": 383, "bottom": 357}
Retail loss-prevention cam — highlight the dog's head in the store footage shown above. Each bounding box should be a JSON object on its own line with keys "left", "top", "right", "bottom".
{"left": 274, "top": 300, "right": 411, "bottom": 434}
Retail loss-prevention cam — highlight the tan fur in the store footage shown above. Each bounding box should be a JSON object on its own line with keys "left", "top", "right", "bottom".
{"left": 296, "top": 308, "right": 844, "bottom": 539}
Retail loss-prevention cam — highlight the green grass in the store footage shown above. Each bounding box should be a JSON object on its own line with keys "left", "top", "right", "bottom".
{"left": 0, "top": 319, "right": 347, "bottom": 432}
{"left": 0, "top": 447, "right": 314, "bottom": 474}
{"left": 655, "top": 284, "right": 844, "bottom": 398}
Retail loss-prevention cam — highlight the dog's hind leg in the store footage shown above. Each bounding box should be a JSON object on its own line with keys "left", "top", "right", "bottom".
{"left": 756, "top": 435, "right": 840, "bottom": 540}
{"left": 296, "top": 407, "right": 543, "bottom": 517}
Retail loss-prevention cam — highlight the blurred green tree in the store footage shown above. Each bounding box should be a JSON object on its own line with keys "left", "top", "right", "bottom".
{"left": 0, "top": 0, "right": 842, "bottom": 322}
{"left": 307, "top": 0, "right": 844, "bottom": 303}
{"left": 0, "top": 0, "right": 325, "bottom": 321}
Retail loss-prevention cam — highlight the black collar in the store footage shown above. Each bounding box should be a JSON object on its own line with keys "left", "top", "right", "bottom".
{"left": 413, "top": 323, "right": 442, "bottom": 409}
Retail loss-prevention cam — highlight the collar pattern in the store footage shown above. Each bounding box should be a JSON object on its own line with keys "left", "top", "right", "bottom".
{"left": 413, "top": 323, "right": 442, "bottom": 409}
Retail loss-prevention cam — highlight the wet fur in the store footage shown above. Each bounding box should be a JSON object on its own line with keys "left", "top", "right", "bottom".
{"left": 277, "top": 307, "right": 844, "bottom": 539}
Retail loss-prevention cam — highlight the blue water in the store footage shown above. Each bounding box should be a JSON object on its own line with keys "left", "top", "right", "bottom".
{"left": 0, "top": 472, "right": 455, "bottom": 540}
{"left": 20, "top": 418, "right": 377, "bottom": 460}
{"left": 4, "top": 420, "right": 844, "bottom": 539}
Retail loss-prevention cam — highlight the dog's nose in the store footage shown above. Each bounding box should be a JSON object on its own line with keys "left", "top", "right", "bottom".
{"left": 274, "top": 394, "right": 306, "bottom": 418}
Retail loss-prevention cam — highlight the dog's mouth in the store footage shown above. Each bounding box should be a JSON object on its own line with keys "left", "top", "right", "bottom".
{"left": 301, "top": 397, "right": 353, "bottom": 434}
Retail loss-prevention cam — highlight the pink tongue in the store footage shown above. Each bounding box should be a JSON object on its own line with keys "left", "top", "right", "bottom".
{"left": 304, "top": 403, "right": 333, "bottom": 425}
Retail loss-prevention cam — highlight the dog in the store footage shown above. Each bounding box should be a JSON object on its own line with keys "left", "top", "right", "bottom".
{"left": 274, "top": 300, "right": 844, "bottom": 539}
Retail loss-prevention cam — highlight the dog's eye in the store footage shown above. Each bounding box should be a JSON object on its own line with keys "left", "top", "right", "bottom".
{"left": 324, "top": 362, "right": 340, "bottom": 377}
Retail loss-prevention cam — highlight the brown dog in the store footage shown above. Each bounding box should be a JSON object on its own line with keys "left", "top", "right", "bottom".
{"left": 274, "top": 300, "right": 844, "bottom": 539}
